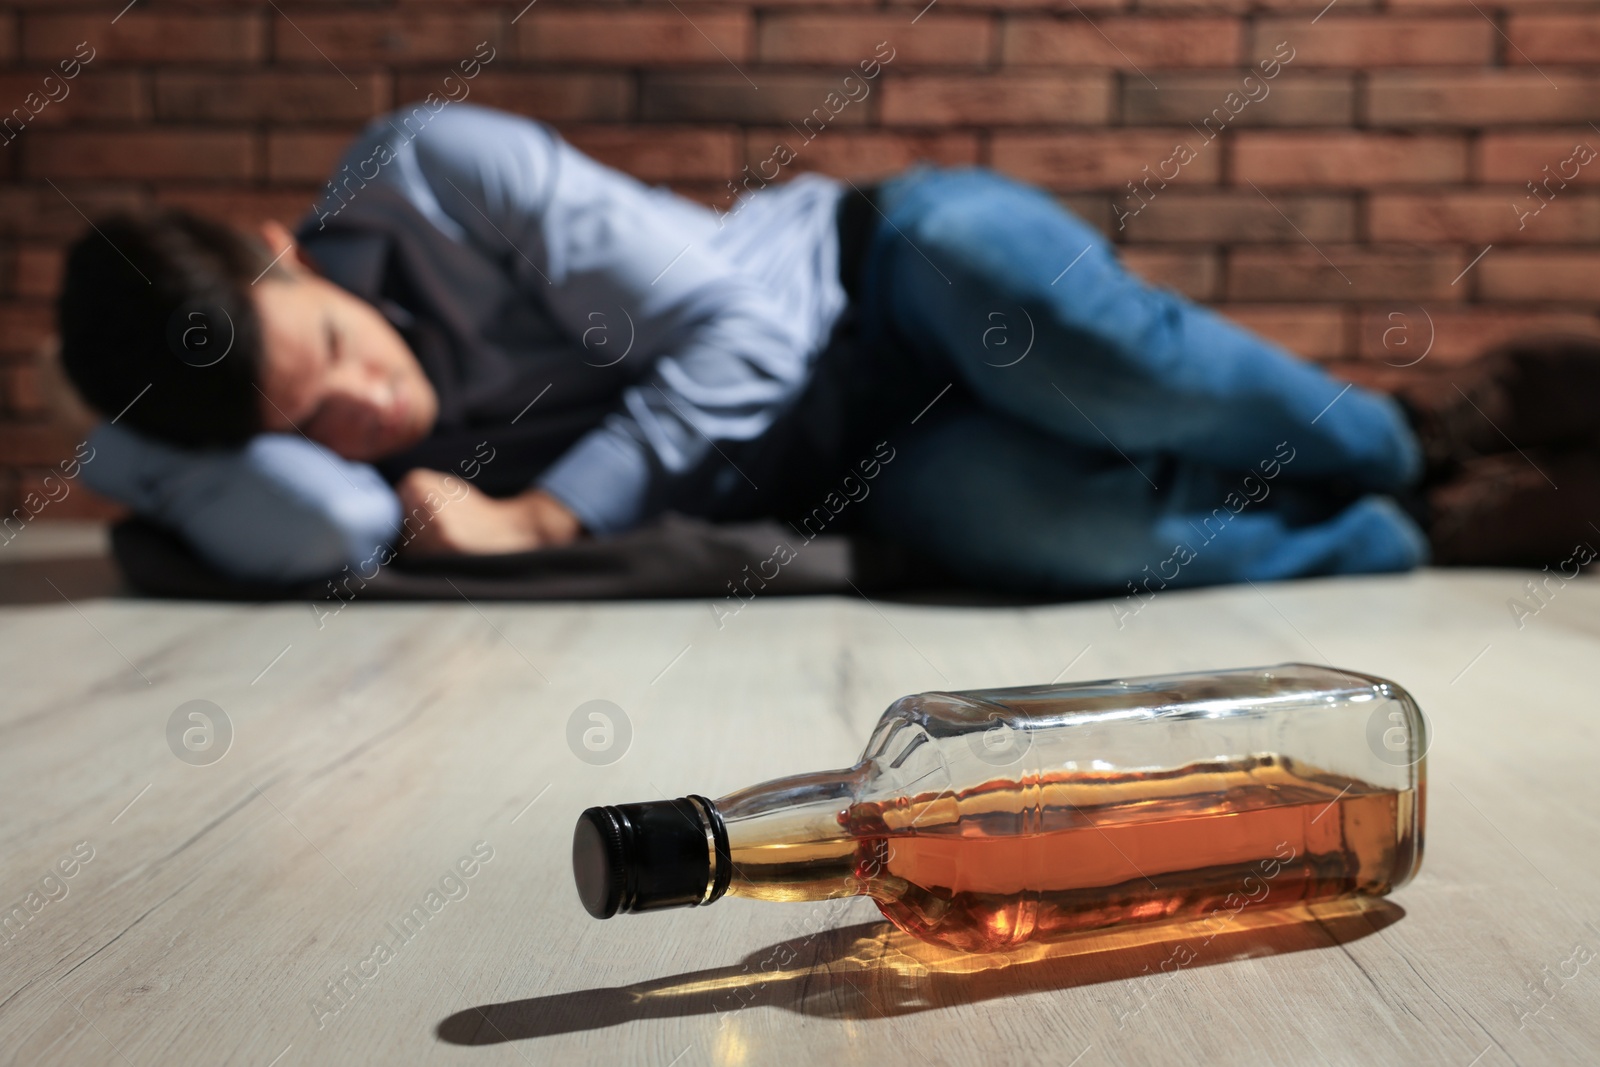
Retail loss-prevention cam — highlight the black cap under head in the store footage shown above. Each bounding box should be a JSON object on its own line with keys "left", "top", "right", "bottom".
{"left": 572, "top": 796, "right": 732, "bottom": 920}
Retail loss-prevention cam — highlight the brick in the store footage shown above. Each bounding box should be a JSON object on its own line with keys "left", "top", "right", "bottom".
{"left": 1358, "top": 308, "right": 1600, "bottom": 366}
{"left": 1059, "top": 193, "right": 1113, "bottom": 236}
{"left": 643, "top": 72, "right": 879, "bottom": 124}
{"left": 663, "top": 182, "right": 729, "bottom": 209}
{"left": 14, "top": 470, "right": 125, "bottom": 521}
{"left": 1352, "top": 309, "right": 1457, "bottom": 366}
{"left": 0, "top": 248, "right": 16, "bottom": 299}
{"left": 1123, "top": 72, "right": 1354, "bottom": 128}
{"left": 0, "top": 72, "right": 146, "bottom": 129}
{"left": 1369, "top": 73, "right": 1600, "bottom": 126}
{"left": 760, "top": 14, "right": 987, "bottom": 66}
{"left": 25, "top": 130, "right": 256, "bottom": 182}
{"left": 1233, "top": 132, "right": 1467, "bottom": 187}
{"left": 1258, "top": 0, "right": 1381, "bottom": 7}
{"left": 1370, "top": 192, "right": 1600, "bottom": 245}
{"left": 0, "top": 186, "right": 146, "bottom": 240}
{"left": 1319, "top": 362, "right": 1419, "bottom": 397}
{"left": 156, "top": 72, "right": 388, "bottom": 123}
{"left": 1134, "top": 0, "right": 1251, "bottom": 11}
{"left": 266, "top": 131, "right": 356, "bottom": 185}
{"left": 13, "top": 245, "right": 62, "bottom": 299}
{"left": 1477, "top": 132, "right": 1600, "bottom": 185}
{"left": 886, "top": 0, "right": 1123, "bottom": 10}
{"left": 1507, "top": 15, "right": 1600, "bottom": 64}
{"left": 523, "top": 9, "right": 750, "bottom": 65}
{"left": 1477, "top": 251, "right": 1600, "bottom": 303}
{"left": 1, "top": 363, "right": 45, "bottom": 416}
{"left": 642, "top": 0, "right": 870, "bottom": 7}
{"left": 1002, "top": 16, "right": 1238, "bottom": 68}
{"left": 1250, "top": 17, "right": 1491, "bottom": 67}
{"left": 0, "top": 14, "right": 14, "bottom": 64}
{"left": 562, "top": 126, "right": 739, "bottom": 182}
{"left": 1219, "top": 305, "right": 1350, "bottom": 361}
{"left": 398, "top": 73, "right": 632, "bottom": 122}
{"left": 1120, "top": 191, "right": 1356, "bottom": 243}
{"left": 992, "top": 130, "right": 1223, "bottom": 191}
{"left": 882, "top": 73, "right": 1112, "bottom": 125}
{"left": 1387, "top": 0, "right": 1596, "bottom": 8}
{"left": 743, "top": 128, "right": 979, "bottom": 179}
{"left": 156, "top": 188, "right": 317, "bottom": 229}
{"left": 1144, "top": 0, "right": 1376, "bottom": 9}
{"left": 274, "top": 14, "right": 503, "bottom": 65}
{"left": 0, "top": 424, "right": 80, "bottom": 466}
{"left": 0, "top": 301, "right": 50, "bottom": 356}
{"left": 1120, "top": 247, "right": 1218, "bottom": 299}
{"left": 25, "top": 13, "right": 263, "bottom": 64}
{"left": 1227, "top": 247, "right": 1465, "bottom": 301}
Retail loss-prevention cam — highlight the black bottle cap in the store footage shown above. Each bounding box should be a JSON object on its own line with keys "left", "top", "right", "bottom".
{"left": 572, "top": 795, "right": 732, "bottom": 919}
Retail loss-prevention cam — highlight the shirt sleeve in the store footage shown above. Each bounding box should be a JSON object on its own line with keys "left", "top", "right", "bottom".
{"left": 364, "top": 103, "right": 814, "bottom": 535}
{"left": 82, "top": 422, "right": 402, "bottom": 584}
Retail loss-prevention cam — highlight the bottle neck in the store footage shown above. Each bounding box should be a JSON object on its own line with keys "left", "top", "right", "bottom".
{"left": 712, "top": 763, "right": 875, "bottom": 903}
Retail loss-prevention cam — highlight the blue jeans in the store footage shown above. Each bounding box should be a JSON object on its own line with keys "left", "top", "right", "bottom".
{"left": 850, "top": 165, "right": 1429, "bottom": 594}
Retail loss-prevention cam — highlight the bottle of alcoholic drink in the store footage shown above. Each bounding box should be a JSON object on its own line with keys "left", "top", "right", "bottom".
{"left": 572, "top": 663, "right": 1426, "bottom": 951}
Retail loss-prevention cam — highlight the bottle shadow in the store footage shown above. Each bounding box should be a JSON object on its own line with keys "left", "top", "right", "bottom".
{"left": 437, "top": 897, "right": 1403, "bottom": 1046}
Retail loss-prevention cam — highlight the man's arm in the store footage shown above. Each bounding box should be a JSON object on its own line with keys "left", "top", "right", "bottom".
{"left": 389, "top": 468, "right": 579, "bottom": 557}
{"left": 354, "top": 104, "right": 816, "bottom": 536}
{"left": 83, "top": 422, "right": 402, "bottom": 583}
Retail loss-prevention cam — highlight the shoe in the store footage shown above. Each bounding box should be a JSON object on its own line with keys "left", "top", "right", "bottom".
{"left": 1395, "top": 334, "right": 1600, "bottom": 487}
{"left": 1426, "top": 449, "right": 1600, "bottom": 567}
{"left": 1489, "top": 333, "right": 1600, "bottom": 447}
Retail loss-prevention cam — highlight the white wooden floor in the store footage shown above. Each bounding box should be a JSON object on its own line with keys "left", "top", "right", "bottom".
{"left": 1, "top": 551, "right": 1597, "bottom": 1066}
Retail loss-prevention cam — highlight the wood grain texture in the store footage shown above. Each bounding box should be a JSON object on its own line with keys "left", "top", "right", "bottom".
{"left": 1, "top": 570, "right": 1597, "bottom": 1066}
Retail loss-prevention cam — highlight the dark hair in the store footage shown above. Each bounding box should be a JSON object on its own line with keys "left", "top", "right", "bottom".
{"left": 57, "top": 209, "right": 277, "bottom": 448}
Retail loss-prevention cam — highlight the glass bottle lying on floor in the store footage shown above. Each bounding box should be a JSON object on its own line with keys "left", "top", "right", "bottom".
{"left": 572, "top": 663, "right": 1427, "bottom": 952}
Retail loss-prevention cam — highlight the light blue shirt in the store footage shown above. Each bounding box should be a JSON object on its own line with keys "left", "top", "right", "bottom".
{"left": 84, "top": 103, "right": 851, "bottom": 582}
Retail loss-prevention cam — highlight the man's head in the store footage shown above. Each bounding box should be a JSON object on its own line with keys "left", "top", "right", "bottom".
{"left": 58, "top": 209, "right": 438, "bottom": 461}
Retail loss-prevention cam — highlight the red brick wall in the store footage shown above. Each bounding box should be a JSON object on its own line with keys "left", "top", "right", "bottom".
{"left": 3, "top": 0, "right": 1598, "bottom": 521}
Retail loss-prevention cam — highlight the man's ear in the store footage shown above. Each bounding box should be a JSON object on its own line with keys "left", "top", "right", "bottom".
{"left": 255, "top": 220, "right": 317, "bottom": 277}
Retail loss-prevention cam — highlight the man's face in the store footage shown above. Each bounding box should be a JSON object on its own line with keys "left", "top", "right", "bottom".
{"left": 251, "top": 225, "right": 439, "bottom": 462}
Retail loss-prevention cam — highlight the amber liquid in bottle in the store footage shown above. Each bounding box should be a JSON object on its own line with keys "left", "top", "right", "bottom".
{"left": 574, "top": 666, "right": 1427, "bottom": 952}
{"left": 727, "top": 755, "right": 1422, "bottom": 952}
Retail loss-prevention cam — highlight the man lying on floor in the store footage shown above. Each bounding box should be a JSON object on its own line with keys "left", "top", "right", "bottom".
{"left": 56, "top": 102, "right": 1589, "bottom": 594}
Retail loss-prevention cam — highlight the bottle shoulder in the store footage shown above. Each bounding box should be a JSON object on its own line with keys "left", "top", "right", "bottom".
{"left": 870, "top": 663, "right": 1410, "bottom": 736}
{"left": 858, "top": 662, "right": 1425, "bottom": 807}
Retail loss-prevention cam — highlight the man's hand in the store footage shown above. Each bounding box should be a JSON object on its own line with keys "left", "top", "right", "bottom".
{"left": 395, "top": 469, "right": 583, "bottom": 557}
